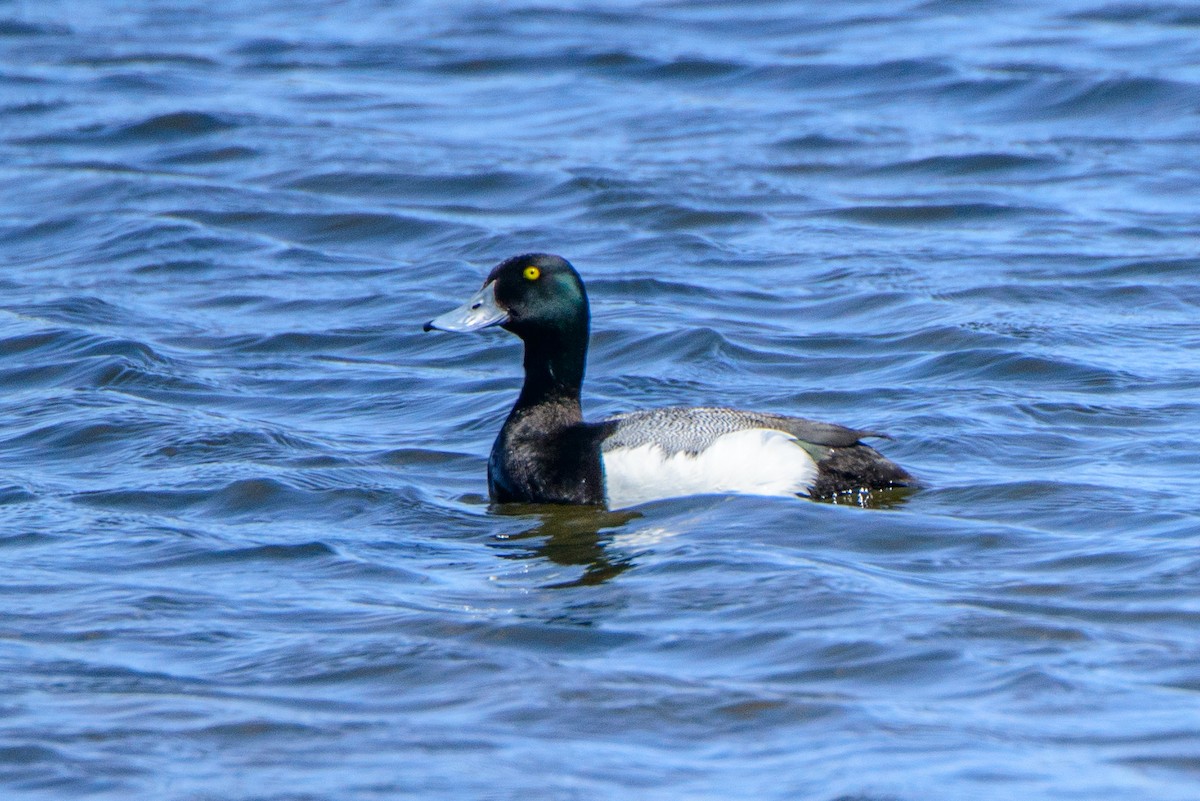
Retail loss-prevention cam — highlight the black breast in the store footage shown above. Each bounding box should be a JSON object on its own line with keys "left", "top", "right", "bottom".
{"left": 488, "top": 402, "right": 607, "bottom": 505}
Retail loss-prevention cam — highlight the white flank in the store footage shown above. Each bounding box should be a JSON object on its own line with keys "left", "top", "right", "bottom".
{"left": 601, "top": 428, "right": 818, "bottom": 510}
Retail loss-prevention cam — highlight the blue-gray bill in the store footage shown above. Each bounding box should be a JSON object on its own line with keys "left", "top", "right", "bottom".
{"left": 423, "top": 281, "right": 508, "bottom": 332}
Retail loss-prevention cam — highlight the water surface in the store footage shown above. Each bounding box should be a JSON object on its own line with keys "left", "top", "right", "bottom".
{"left": 2, "top": 1, "right": 1200, "bottom": 799}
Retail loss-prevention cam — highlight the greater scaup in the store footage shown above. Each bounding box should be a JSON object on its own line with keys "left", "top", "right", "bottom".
{"left": 424, "top": 253, "right": 914, "bottom": 508}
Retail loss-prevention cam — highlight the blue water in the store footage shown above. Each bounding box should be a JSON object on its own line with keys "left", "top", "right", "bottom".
{"left": 3, "top": 1, "right": 1200, "bottom": 798}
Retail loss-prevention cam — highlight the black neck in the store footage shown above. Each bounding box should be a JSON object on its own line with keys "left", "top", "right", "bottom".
{"left": 513, "top": 324, "right": 587, "bottom": 414}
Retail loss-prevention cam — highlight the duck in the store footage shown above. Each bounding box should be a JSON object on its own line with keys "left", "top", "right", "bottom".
{"left": 424, "top": 253, "right": 914, "bottom": 509}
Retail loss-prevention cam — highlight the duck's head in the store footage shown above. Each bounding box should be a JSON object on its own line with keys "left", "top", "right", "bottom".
{"left": 424, "top": 253, "right": 589, "bottom": 340}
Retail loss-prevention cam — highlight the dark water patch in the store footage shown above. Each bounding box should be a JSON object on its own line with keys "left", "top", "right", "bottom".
{"left": 638, "top": 57, "right": 749, "bottom": 83}
{"left": 0, "top": 745, "right": 108, "bottom": 796}
{"left": 933, "top": 481, "right": 1178, "bottom": 534}
{"left": 988, "top": 59, "right": 1078, "bottom": 79}
{"left": 1037, "top": 545, "right": 1194, "bottom": 582}
{"left": 1012, "top": 399, "right": 1198, "bottom": 433}
{"left": 107, "top": 233, "right": 257, "bottom": 268}
{"left": 589, "top": 275, "right": 763, "bottom": 304}
{"left": 766, "top": 645, "right": 962, "bottom": 687}
{"left": 0, "top": 71, "right": 53, "bottom": 91}
{"left": 579, "top": 49, "right": 655, "bottom": 73}
{"left": 0, "top": 744, "right": 64, "bottom": 765}
{"left": 1066, "top": 3, "right": 1200, "bottom": 26}
{"left": 237, "top": 35, "right": 402, "bottom": 71}
{"left": 142, "top": 540, "right": 338, "bottom": 570}
{"left": 756, "top": 58, "right": 957, "bottom": 92}
{"left": 37, "top": 158, "right": 147, "bottom": 175}
{"left": 581, "top": 201, "right": 765, "bottom": 231}
{"left": 231, "top": 36, "right": 296, "bottom": 58}
{"left": 120, "top": 112, "right": 238, "bottom": 142}
{"left": 89, "top": 71, "right": 177, "bottom": 95}
{"left": 0, "top": 330, "right": 213, "bottom": 400}
{"left": 773, "top": 133, "right": 865, "bottom": 151}
{"left": 252, "top": 40, "right": 448, "bottom": 73}
{"left": 1083, "top": 257, "right": 1200, "bottom": 281}
{"left": 89, "top": 361, "right": 218, "bottom": 399}
{"left": 73, "top": 480, "right": 398, "bottom": 523}
{"left": 867, "top": 153, "right": 1060, "bottom": 177}
{"left": 782, "top": 291, "right": 925, "bottom": 328}
{"left": 266, "top": 293, "right": 393, "bottom": 316}
{"left": 131, "top": 259, "right": 219, "bottom": 275}
{"left": 7, "top": 297, "right": 150, "bottom": 329}
{"left": 180, "top": 326, "right": 400, "bottom": 362}
{"left": 177, "top": 719, "right": 333, "bottom": 745}
{"left": 1117, "top": 753, "right": 1200, "bottom": 778}
{"left": 155, "top": 145, "right": 259, "bottom": 165}
{"left": 292, "top": 89, "right": 386, "bottom": 106}
{"left": 932, "top": 76, "right": 1043, "bottom": 109}
{"left": 151, "top": 428, "right": 323, "bottom": 466}
{"left": 15, "top": 111, "right": 240, "bottom": 147}
{"left": 218, "top": 330, "right": 382, "bottom": 355}
{"left": 20, "top": 657, "right": 205, "bottom": 696}
{"left": 955, "top": 317, "right": 1049, "bottom": 342}
{"left": 0, "top": 330, "right": 179, "bottom": 393}
{"left": 84, "top": 219, "right": 227, "bottom": 269}
{"left": 226, "top": 373, "right": 441, "bottom": 411}
{"left": 456, "top": 616, "right": 641, "bottom": 657}
{"left": 0, "top": 19, "right": 71, "bottom": 36}
{"left": 938, "top": 280, "right": 1195, "bottom": 313}
{"left": 0, "top": 215, "right": 87, "bottom": 248}
{"left": 428, "top": 52, "right": 575, "bottom": 76}
{"left": 608, "top": 327, "right": 742, "bottom": 369}
{"left": 883, "top": 323, "right": 1031, "bottom": 352}
{"left": 0, "top": 328, "right": 150, "bottom": 361}
{"left": 944, "top": 617, "right": 1090, "bottom": 645}
{"left": 282, "top": 169, "right": 554, "bottom": 204}
{"left": 487, "top": 680, "right": 843, "bottom": 745}
{"left": 912, "top": 345, "right": 1128, "bottom": 383}
{"left": 169, "top": 209, "right": 460, "bottom": 248}
{"left": 241, "top": 642, "right": 511, "bottom": 694}
{"left": 64, "top": 52, "right": 220, "bottom": 69}
{"left": 186, "top": 293, "right": 273, "bottom": 311}
{"left": 820, "top": 202, "right": 1031, "bottom": 226}
{"left": 1, "top": 99, "right": 71, "bottom": 116}
{"left": 1013, "top": 76, "right": 1200, "bottom": 121}
{"left": 962, "top": 594, "right": 1200, "bottom": 627}
{"left": 546, "top": 170, "right": 639, "bottom": 198}
{"left": 423, "top": 49, "right": 747, "bottom": 83}
{"left": 767, "top": 160, "right": 857, "bottom": 177}
{"left": 0, "top": 486, "right": 38, "bottom": 507}
{"left": 380, "top": 447, "right": 470, "bottom": 469}
{"left": 64, "top": 336, "right": 164, "bottom": 366}
{"left": 1, "top": 416, "right": 175, "bottom": 461}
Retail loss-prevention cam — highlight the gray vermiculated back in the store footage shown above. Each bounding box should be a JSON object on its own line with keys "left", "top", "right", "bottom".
{"left": 599, "top": 406, "right": 871, "bottom": 455}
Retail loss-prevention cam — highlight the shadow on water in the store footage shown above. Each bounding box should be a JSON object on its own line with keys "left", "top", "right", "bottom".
{"left": 820, "top": 485, "right": 919, "bottom": 510}
{"left": 486, "top": 485, "right": 916, "bottom": 587}
{"left": 489, "top": 504, "right": 642, "bottom": 588}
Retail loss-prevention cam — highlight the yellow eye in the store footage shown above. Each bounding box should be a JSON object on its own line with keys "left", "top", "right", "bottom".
{"left": 523, "top": 266, "right": 541, "bottom": 281}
